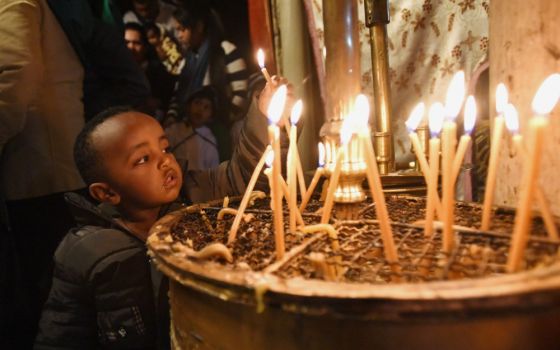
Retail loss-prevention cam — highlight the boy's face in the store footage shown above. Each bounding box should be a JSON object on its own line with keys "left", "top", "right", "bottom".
{"left": 93, "top": 112, "right": 182, "bottom": 209}
{"left": 146, "top": 29, "right": 160, "bottom": 46}
{"left": 188, "top": 97, "right": 213, "bottom": 128}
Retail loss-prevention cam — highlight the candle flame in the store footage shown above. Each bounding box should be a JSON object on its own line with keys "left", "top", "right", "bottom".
{"left": 290, "top": 99, "right": 303, "bottom": 125}
{"left": 318, "top": 142, "right": 325, "bottom": 167}
{"left": 504, "top": 103, "right": 520, "bottom": 134}
{"left": 444, "top": 71, "right": 465, "bottom": 120}
{"left": 257, "top": 49, "right": 265, "bottom": 69}
{"left": 265, "top": 149, "right": 274, "bottom": 168}
{"left": 531, "top": 73, "right": 560, "bottom": 115}
{"left": 464, "top": 95, "right": 477, "bottom": 134}
{"left": 267, "top": 85, "right": 288, "bottom": 124}
{"left": 354, "top": 94, "right": 370, "bottom": 128}
{"left": 495, "top": 83, "right": 508, "bottom": 114}
{"left": 428, "top": 102, "right": 445, "bottom": 136}
{"left": 340, "top": 115, "right": 354, "bottom": 146}
{"left": 405, "top": 102, "right": 425, "bottom": 132}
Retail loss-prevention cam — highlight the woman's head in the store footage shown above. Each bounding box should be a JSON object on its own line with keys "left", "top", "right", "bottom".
{"left": 171, "top": 4, "right": 223, "bottom": 51}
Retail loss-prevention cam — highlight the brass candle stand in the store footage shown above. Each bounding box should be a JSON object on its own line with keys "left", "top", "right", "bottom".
{"left": 365, "top": 0, "right": 395, "bottom": 175}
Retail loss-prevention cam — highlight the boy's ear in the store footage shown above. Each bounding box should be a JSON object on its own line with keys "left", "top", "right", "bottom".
{"left": 89, "top": 183, "right": 121, "bottom": 205}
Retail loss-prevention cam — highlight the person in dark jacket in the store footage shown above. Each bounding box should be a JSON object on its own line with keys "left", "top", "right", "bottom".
{"left": 35, "top": 77, "right": 293, "bottom": 348}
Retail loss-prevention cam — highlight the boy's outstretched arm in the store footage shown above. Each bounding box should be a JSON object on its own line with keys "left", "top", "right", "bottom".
{"left": 184, "top": 77, "right": 296, "bottom": 203}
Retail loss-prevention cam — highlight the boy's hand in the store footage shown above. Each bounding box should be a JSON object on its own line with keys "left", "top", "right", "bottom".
{"left": 258, "top": 75, "right": 295, "bottom": 127}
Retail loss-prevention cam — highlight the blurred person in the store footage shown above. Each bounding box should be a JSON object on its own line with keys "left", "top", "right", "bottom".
{"left": 123, "top": 0, "right": 176, "bottom": 34}
{"left": 125, "top": 22, "right": 177, "bottom": 118}
{"left": 0, "top": 0, "right": 86, "bottom": 346}
{"left": 166, "top": 5, "right": 248, "bottom": 136}
{"left": 144, "top": 21, "right": 185, "bottom": 76}
{"left": 165, "top": 87, "right": 220, "bottom": 172}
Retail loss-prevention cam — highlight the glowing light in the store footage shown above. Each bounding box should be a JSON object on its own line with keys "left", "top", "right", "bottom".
{"left": 265, "top": 150, "right": 274, "bottom": 168}
{"left": 464, "top": 95, "right": 477, "bottom": 134}
{"left": 495, "top": 83, "right": 508, "bottom": 114}
{"left": 257, "top": 49, "right": 265, "bottom": 69}
{"left": 340, "top": 116, "right": 354, "bottom": 145}
{"left": 290, "top": 100, "right": 303, "bottom": 125}
{"left": 504, "top": 103, "right": 520, "bottom": 134}
{"left": 266, "top": 85, "right": 287, "bottom": 125}
{"left": 531, "top": 73, "right": 560, "bottom": 115}
{"left": 444, "top": 71, "right": 466, "bottom": 119}
{"left": 354, "top": 94, "right": 370, "bottom": 129}
{"left": 428, "top": 102, "right": 445, "bottom": 137}
{"left": 405, "top": 103, "right": 425, "bottom": 132}
{"left": 318, "top": 142, "right": 325, "bottom": 167}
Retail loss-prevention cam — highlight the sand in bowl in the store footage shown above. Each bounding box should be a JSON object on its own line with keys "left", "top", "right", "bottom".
{"left": 152, "top": 195, "right": 560, "bottom": 284}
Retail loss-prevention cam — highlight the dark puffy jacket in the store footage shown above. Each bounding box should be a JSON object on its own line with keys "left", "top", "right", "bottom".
{"left": 34, "top": 194, "right": 169, "bottom": 349}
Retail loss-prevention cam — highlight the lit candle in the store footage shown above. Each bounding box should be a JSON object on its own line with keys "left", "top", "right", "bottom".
{"left": 263, "top": 151, "right": 275, "bottom": 211}
{"left": 288, "top": 100, "right": 302, "bottom": 232}
{"left": 481, "top": 83, "right": 508, "bottom": 231}
{"left": 300, "top": 142, "right": 325, "bottom": 212}
{"left": 278, "top": 175, "right": 305, "bottom": 226}
{"left": 267, "top": 85, "right": 288, "bottom": 259}
{"left": 227, "top": 146, "right": 272, "bottom": 243}
{"left": 406, "top": 102, "right": 429, "bottom": 178}
{"left": 504, "top": 103, "right": 558, "bottom": 241}
{"left": 355, "top": 94, "right": 399, "bottom": 266}
{"left": 508, "top": 74, "right": 560, "bottom": 272}
{"left": 424, "top": 103, "right": 444, "bottom": 237}
{"left": 257, "top": 48, "right": 272, "bottom": 85}
{"left": 321, "top": 118, "right": 353, "bottom": 224}
{"left": 406, "top": 103, "right": 443, "bottom": 220}
{"left": 451, "top": 95, "right": 477, "bottom": 181}
{"left": 441, "top": 71, "right": 465, "bottom": 252}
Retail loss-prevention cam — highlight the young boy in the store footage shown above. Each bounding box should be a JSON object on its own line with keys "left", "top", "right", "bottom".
{"left": 165, "top": 87, "right": 220, "bottom": 172}
{"left": 34, "top": 78, "right": 290, "bottom": 348}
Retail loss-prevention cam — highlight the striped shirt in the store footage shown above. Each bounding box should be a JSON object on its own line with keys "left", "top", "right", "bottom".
{"left": 166, "top": 40, "right": 248, "bottom": 122}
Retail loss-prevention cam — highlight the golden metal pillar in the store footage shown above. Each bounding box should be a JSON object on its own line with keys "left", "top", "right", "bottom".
{"left": 364, "top": 0, "right": 395, "bottom": 174}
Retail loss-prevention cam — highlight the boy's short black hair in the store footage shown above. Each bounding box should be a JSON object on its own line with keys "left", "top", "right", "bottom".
{"left": 74, "top": 106, "right": 135, "bottom": 185}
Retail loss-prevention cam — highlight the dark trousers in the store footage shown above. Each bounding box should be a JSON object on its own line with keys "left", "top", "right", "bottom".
{"left": 1, "top": 191, "right": 83, "bottom": 349}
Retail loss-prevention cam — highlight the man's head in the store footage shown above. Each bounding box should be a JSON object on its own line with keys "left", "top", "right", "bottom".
{"left": 132, "top": 0, "right": 159, "bottom": 22}
{"left": 74, "top": 107, "right": 182, "bottom": 210}
{"left": 186, "top": 87, "right": 216, "bottom": 128}
{"left": 124, "top": 22, "right": 147, "bottom": 64}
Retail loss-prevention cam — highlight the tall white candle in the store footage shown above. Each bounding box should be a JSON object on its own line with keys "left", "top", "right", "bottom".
{"left": 481, "top": 83, "right": 508, "bottom": 231}
{"left": 321, "top": 118, "right": 353, "bottom": 224}
{"left": 300, "top": 142, "right": 325, "bottom": 212}
{"left": 424, "top": 103, "right": 444, "bottom": 237}
{"left": 257, "top": 48, "right": 272, "bottom": 84}
{"left": 504, "top": 103, "right": 558, "bottom": 241}
{"left": 406, "top": 103, "right": 443, "bottom": 219}
{"left": 508, "top": 74, "right": 560, "bottom": 272}
{"left": 288, "top": 100, "right": 302, "bottom": 232}
{"left": 266, "top": 85, "right": 288, "bottom": 259}
{"left": 355, "top": 95, "right": 399, "bottom": 266}
{"left": 451, "top": 95, "right": 477, "bottom": 181}
{"left": 228, "top": 146, "right": 272, "bottom": 243}
{"left": 441, "top": 71, "right": 465, "bottom": 253}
